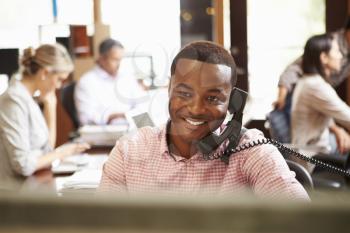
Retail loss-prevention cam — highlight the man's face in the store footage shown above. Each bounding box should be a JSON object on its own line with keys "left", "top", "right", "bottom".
{"left": 168, "top": 58, "right": 232, "bottom": 144}
{"left": 99, "top": 47, "right": 124, "bottom": 77}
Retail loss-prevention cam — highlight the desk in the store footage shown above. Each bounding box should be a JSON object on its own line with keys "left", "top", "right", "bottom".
{"left": 24, "top": 153, "right": 108, "bottom": 195}
{"left": 85, "top": 144, "right": 114, "bottom": 154}
{"left": 54, "top": 153, "right": 108, "bottom": 195}
{"left": 77, "top": 125, "right": 128, "bottom": 147}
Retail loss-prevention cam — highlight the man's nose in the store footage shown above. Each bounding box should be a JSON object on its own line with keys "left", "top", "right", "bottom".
{"left": 188, "top": 96, "right": 206, "bottom": 115}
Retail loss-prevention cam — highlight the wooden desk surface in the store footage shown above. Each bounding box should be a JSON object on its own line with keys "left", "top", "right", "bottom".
{"left": 24, "top": 153, "right": 108, "bottom": 195}
{"left": 86, "top": 145, "right": 113, "bottom": 154}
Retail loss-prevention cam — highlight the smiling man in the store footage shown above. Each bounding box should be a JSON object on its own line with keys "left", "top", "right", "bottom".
{"left": 98, "top": 41, "right": 309, "bottom": 200}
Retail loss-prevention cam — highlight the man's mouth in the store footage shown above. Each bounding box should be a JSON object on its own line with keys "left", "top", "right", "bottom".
{"left": 185, "top": 118, "right": 206, "bottom": 126}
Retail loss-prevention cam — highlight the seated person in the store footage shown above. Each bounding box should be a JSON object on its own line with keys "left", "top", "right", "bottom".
{"left": 0, "top": 44, "right": 90, "bottom": 182}
{"left": 292, "top": 34, "right": 350, "bottom": 158}
{"left": 274, "top": 16, "right": 350, "bottom": 117}
{"left": 74, "top": 38, "right": 146, "bottom": 126}
{"left": 98, "top": 41, "right": 309, "bottom": 200}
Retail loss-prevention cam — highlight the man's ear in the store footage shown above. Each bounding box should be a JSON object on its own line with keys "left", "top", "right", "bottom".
{"left": 97, "top": 55, "right": 105, "bottom": 66}
{"left": 168, "top": 76, "right": 173, "bottom": 94}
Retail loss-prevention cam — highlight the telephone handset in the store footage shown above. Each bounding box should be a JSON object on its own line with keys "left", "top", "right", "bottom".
{"left": 197, "top": 88, "right": 350, "bottom": 178}
{"left": 197, "top": 87, "right": 247, "bottom": 164}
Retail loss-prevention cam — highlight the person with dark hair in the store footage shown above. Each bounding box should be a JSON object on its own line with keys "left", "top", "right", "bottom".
{"left": 291, "top": 34, "right": 350, "bottom": 159}
{"left": 98, "top": 41, "right": 309, "bottom": 200}
{"left": 0, "top": 44, "right": 90, "bottom": 182}
{"left": 274, "top": 16, "right": 350, "bottom": 117}
{"left": 75, "top": 38, "right": 145, "bottom": 125}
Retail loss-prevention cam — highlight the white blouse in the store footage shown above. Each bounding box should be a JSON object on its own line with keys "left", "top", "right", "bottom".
{"left": 291, "top": 74, "right": 350, "bottom": 153}
{"left": 0, "top": 78, "right": 51, "bottom": 181}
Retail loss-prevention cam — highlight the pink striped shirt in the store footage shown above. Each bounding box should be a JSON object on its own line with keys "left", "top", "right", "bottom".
{"left": 98, "top": 125, "right": 309, "bottom": 200}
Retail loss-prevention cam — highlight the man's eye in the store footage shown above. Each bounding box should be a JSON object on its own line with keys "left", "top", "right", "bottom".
{"left": 178, "top": 91, "right": 191, "bottom": 98}
{"left": 207, "top": 96, "right": 220, "bottom": 103}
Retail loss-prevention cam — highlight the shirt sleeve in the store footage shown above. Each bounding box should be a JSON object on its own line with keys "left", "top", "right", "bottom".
{"left": 97, "top": 140, "right": 127, "bottom": 193}
{"left": 0, "top": 97, "right": 40, "bottom": 176}
{"left": 240, "top": 132, "right": 310, "bottom": 201}
{"left": 278, "top": 57, "right": 303, "bottom": 91}
{"left": 305, "top": 81, "right": 350, "bottom": 131}
{"left": 74, "top": 76, "right": 107, "bottom": 125}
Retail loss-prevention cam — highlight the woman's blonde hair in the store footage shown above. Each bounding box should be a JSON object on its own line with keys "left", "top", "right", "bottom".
{"left": 21, "top": 44, "right": 73, "bottom": 76}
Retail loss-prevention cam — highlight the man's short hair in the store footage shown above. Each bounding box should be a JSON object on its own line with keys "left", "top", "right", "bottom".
{"left": 99, "top": 38, "right": 124, "bottom": 56}
{"left": 170, "top": 41, "right": 237, "bottom": 86}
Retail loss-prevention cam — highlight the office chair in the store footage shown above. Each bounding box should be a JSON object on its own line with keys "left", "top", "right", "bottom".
{"left": 266, "top": 109, "right": 347, "bottom": 190}
{"left": 60, "top": 81, "right": 80, "bottom": 130}
{"left": 311, "top": 153, "right": 349, "bottom": 190}
{"left": 286, "top": 159, "right": 313, "bottom": 190}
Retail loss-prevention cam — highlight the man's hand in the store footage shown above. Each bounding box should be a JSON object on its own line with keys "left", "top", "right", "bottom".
{"left": 107, "top": 113, "right": 126, "bottom": 124}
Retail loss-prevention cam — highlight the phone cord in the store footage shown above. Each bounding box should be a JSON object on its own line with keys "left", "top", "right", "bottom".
{"left": 204, "top": 138, "right": 350, "bottom": 178}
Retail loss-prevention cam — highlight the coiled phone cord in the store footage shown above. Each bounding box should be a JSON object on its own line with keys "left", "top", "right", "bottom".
{"left": 203, "top": 138, "right": 350, "bottom": 178}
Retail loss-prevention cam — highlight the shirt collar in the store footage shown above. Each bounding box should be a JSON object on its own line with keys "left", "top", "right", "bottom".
{"left": 11, "top": 77, "right": 34, "bottom": 101}
{"left": 159, "top": 122, "right": 169, "bottom": 155}
{"left": 160, "top": 120, "right": 207, "bottom": 162}
{"left": 94, "top": 65, "right": 117, "bottom": 80}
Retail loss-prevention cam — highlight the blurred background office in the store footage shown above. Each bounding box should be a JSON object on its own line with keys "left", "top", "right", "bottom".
{"left": 0, "top": 0, "right": 349, "bottom": 172}
{"left": 1, "top": 0, "right": 348, "bottom": 147}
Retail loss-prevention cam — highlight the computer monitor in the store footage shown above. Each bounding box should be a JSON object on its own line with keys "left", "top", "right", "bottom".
{"left": 56, "top": 37, "right": 73, "bottom": 57}
{"left": 0, "top": 48, "right": 19, "bottom": 79}
{"left": 120, "top": 53, "right": 156, "bottom": 88}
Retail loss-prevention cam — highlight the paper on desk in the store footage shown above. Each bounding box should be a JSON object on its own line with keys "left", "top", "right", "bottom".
{"left": 55, "top": 154, "right": 108, "bottom": 192}
{"left": 78, "top": 125, "right": 128, "bottom": 146}
{"left": 63, "top": 154, "right": 90, "bottom": 166}
{"left": 62, "top": 169, "right": 102, "bottom": 190}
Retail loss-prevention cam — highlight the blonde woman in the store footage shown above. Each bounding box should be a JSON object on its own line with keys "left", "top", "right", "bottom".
{"left": 0, "top": 44, "right": 90, "bottom": 182}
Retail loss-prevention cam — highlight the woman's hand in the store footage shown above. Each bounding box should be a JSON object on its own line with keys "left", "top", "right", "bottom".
{"left": 273, "top": 99, "right": 286, "bottom": 110}
{"left": 330, "top": 125, "right": 350, "bottom": 154}
{"left": 40, "top": 91, "right": 58, "bottom": 147}
{"left": 55, "top": 142, "right": 91, "bottom": 160}
{"left": 41, "top": 91, "right": 57, "bottom": 108}
{"left": 273, "top": 86, "right": 288, "bottom": 110}
{"left": 35, "top": 142, "right": 90, "bottom": 171}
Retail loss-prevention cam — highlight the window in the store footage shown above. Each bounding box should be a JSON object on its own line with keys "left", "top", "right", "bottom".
{"left": 101, "top": 0, "right": 181, "bottom": 86}
{"left": 56, "top": 0, "right": 93, "bottom": 25}
{"left": 247, "top": 0, "right": 325, "bottom": 119}
{"left": 0, "top": 0, "right": 52, "bottom": 49}
{"left": 0, "top": 0, "right": 94, "bottom": 50}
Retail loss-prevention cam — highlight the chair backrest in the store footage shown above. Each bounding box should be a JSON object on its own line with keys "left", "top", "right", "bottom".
{"left": 60, "top": 81, "right": 80, "bottom": 129}
{"left": 266, "top": 109, "right": 291, "bottom": 143}
{"left": 286, "top": 159, "right": 313, "bottom": 190}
